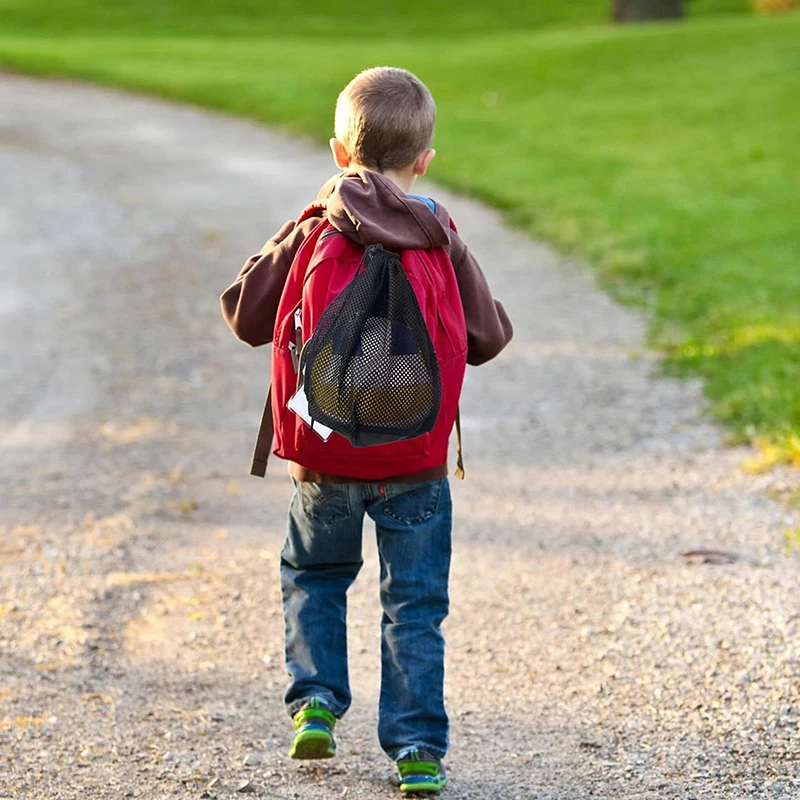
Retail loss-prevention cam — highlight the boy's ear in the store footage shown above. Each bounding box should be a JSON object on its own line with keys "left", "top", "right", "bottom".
{"left": 413, "top": 148, "right": 436, "bottom": 177}
{"left": 330, "top": 138, "right": 351, "bottom": 169}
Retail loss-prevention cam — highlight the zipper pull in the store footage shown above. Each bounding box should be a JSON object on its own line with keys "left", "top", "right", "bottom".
{"left": 290, "top": 307, "right": 303, "bottom": 373}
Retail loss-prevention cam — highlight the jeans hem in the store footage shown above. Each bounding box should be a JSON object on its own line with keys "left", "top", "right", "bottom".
{"left": 287, "top": 695, "right": 346, "bottom": 719}
{"left": 388, "top": 744, "right": 447, "bottom": 763}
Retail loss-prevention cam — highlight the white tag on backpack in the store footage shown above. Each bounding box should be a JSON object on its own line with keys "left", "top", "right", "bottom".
{"left": 288, "top": 386, "right": 334, "bottom": 441}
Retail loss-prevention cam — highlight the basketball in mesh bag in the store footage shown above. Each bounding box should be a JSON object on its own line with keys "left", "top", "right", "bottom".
{"left": 300, "top": 244, "right": 441, "bottom": 447}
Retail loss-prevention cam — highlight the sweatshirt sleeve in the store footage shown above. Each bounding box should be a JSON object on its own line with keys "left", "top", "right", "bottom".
{"left": 449, "top": 233, "right": 514, "bottom": 366}
{"left": 220, "top": 217, "right": 321, "bottom": 347}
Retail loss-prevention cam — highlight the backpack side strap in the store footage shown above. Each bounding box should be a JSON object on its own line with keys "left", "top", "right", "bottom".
{"left": 454, "top": 406, "right": 465, "bottom": 480}
{"left": 250, "top": 384, "right": 274, "bottom": 478}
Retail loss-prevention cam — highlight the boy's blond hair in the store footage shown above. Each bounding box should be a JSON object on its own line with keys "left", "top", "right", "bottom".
{"left": 335, "top": 67, "right": 436, "bottom": 171}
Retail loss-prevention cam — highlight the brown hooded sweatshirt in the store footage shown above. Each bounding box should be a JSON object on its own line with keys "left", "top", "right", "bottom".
{"left": 221, "top": 170, "right": 513, "bottom": 483}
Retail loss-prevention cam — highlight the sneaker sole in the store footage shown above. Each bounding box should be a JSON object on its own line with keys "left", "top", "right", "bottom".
{"left": 289, "top": 729, "right": 335, "bottom": 760}
{"left": 399, "top": 776, "right": 447, "bottom": 794}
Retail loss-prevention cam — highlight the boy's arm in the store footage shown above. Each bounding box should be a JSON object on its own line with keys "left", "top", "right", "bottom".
{"left": 449, "top": 233, "right": 513, "bottom": 365}
{"left": 220, "top": 216, "right": 322, "bottom": 347}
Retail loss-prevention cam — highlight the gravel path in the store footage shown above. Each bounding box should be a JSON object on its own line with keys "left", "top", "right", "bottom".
{"left": 1, "top": 74, "right": 798, "bottom": 800}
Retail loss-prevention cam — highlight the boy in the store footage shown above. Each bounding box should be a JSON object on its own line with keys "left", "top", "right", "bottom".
{"left": 221, "top": 67, "right": 512, "bottom": 794}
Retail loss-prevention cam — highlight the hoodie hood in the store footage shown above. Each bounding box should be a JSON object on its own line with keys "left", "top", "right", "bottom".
{"left": 318, "top": 170, "right": 451, "bottom": 251}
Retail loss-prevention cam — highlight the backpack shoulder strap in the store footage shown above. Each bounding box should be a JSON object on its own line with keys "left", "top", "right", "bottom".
{"left": 288, "top": 216, "right": 330, "bottom": 278}
{"left": 296, "top": 201, "right": 327, "bottom": 224}
{"left": 250, "top": 217, "right": 330, "bottom": 479}
{"left": 301, "top": 227, "right": 356, "bottom": 290}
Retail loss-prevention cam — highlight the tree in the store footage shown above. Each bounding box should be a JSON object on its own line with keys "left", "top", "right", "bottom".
{"left": 613, "top": 0, "right": 683, "bottom": 21}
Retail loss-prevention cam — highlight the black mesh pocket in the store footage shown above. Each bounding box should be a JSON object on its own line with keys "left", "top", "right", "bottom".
{"left": 301, "top": 245, "right": 441, "bottom": 447}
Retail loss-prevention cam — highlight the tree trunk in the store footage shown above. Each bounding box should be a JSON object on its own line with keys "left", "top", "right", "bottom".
{"left": 613, "top": 0, "right": 683, "bottom": 22}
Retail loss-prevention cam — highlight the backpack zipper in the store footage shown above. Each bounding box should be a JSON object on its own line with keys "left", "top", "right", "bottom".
{"left": 295, "top": 340, "right": 310, "bottom": 392}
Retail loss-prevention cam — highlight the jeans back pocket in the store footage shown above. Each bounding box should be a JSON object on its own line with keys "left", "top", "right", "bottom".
{"left": 298, "top": 481, "right": 351, "bottom": 525}
{"left": 382, "top": 480, "right": 443, "bottom": 525}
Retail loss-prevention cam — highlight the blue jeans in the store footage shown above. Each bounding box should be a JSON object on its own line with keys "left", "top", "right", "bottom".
{"left": 280, "top": 477, "right": 452, "bottom": 761}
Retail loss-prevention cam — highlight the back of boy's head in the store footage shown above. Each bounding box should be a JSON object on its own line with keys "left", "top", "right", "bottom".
{"left": 335, "top": 67, "right": 436, "bottom": 172}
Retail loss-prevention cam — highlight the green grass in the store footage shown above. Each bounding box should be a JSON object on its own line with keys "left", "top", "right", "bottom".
{"left": 1, "top": 2, "right": 798, "bottom": 465}
{"left": 0, "top": 0, "right": 750, "bottom": 36}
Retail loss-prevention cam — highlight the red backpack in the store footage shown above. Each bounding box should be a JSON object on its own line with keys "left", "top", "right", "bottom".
{"left": 269, "top": 210, "right": 467, "bottom": 481}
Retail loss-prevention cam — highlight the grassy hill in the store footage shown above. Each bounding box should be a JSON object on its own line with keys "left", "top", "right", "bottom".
{"left": 0, "top": 2, "right": 798, "bottom": 466}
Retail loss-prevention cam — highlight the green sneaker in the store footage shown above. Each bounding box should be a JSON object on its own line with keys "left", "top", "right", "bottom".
{"left": 397, "top": 748, "right": 447, "bottom": 794}
{"left": 288, "top": 698, "right": 336, "bottom": 760}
